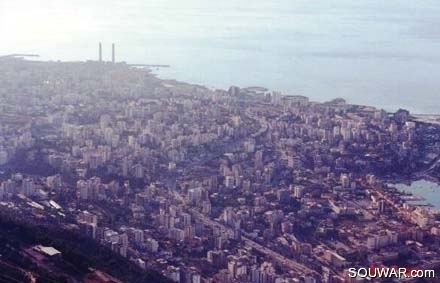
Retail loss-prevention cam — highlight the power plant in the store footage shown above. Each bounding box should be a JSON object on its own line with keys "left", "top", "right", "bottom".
{"left": 112, "top": 43, "right": 115, "bottom": 64}
{"left": 98, "top": 42, "right": 115, "bottom": 63}
{"left": 99, "top": 42, "right": 102, "bottom": 62}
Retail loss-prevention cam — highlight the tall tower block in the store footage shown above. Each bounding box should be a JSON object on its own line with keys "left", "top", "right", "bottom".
{"left": 99, "top": 42, "right": 102, "bottom": 62}
{"left": 112, "top": 43, "right": 115, "bottom": 64}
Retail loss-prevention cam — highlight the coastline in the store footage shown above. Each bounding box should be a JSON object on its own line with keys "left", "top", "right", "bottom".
{"left": 3, "top": 56, "right": 440, "bottom": 198}
{"left": 1, "top": 56, "right": 440, "bottom": 280}
{"left": 3, "top": 54, "right": 439, "bottom": 115}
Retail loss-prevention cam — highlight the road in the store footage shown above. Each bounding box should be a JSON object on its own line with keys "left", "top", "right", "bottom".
{"left": 416, "top": 154, "right": 440, "bottom": 176}
{"left": 167, "top": 108, "right": 313, "bottom": 275}
{"left": 189, "top": 208, "right": 314, "bottom": 275}
{"left": 245, "top": 108, "right": 269, "bottom": 139}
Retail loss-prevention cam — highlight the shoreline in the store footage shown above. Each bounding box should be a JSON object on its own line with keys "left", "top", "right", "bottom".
{"left": 386, "top": 176, "right": 440, "bottom": 209}
{"left": 3, "top": 54, "right": 436, "bottom": 115}
{"left": 1, "top": 57, "right": 440, "bottom": 279}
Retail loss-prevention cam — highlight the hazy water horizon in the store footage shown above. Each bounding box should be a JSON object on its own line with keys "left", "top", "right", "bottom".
{"left": 2, "top": 0, "right": 440, "bottom": 113}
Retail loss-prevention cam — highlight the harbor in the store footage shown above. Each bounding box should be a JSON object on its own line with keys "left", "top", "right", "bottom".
{"left": 394, "top": 179, "right": 440, "bottom": 210}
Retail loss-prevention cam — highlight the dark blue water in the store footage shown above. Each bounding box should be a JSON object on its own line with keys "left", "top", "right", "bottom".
{"left": 2, "top": 0, "right": 440, "bottom": 113}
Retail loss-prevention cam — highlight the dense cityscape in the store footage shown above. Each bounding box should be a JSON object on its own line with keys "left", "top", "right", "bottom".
{"left": 0, "top": 55, "right": 440, "bottom": 282}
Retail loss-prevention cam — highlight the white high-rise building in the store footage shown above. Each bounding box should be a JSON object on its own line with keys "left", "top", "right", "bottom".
{"left": 0, "top": 150, "right": 8, "bottom": 165}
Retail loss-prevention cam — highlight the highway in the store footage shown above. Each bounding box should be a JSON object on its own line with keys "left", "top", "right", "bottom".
{"left": 415, "top": 154, "right": 440, "bottom": 177}
{"left": 167, "top": 109, "right": 313, "bottom": 275}
{"left": 189, "top": 208, "right": 314, "bottom": 275}
{"left": 245, "top": 108, "right": 269, "bottom": 139}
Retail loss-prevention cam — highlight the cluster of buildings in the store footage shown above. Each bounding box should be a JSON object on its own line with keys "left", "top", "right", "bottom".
{"left": 0, "top": 57, "right": 440, "bottom": 282}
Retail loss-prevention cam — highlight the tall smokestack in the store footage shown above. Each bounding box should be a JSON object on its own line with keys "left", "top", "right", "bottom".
{"left": 112, "top": 43, "right": 115, "bottom": 64}
{"left": 99, "top": 42, "right": 102, "bottom": 62}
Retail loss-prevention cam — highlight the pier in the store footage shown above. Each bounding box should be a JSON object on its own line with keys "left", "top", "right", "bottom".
{"left": 128, "top": 63, "right": 170, "bottom": 68}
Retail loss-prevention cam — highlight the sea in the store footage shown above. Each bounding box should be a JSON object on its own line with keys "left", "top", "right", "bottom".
{"left": 2, "top": 0, "right": 440, "bottom": 113}
{"left": 394, "top": 180, "right": 440, "bottom": 210}
{"left": 3, "top": 1, "right": 440, "bottom": 206}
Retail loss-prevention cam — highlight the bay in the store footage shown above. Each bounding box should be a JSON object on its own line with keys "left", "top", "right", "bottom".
{"left": 395, "top": 180, "right": 440, "bottom": 210}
